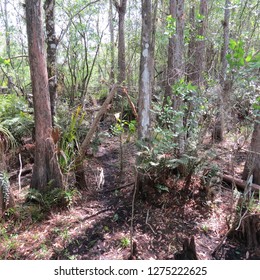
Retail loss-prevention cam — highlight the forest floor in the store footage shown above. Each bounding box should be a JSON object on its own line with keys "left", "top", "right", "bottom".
{"left": 0, "top": 129, "right": 260, "bottom": 260}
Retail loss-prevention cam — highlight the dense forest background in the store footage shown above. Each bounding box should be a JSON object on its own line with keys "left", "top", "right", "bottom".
{"left": 0, "top": 0, "right": 259, "bottom": 260}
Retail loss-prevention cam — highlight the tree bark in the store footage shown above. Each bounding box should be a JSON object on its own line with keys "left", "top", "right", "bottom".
{"left": 242, "top": 116, "right": 260, "bottom": 185}
{"left": 223, "top": 173, "right": 260, "bottom": 193}
{"left": 138, "top": 0, "right": 153, "bottom": 141}
{"left": 213, "top": 0, "right": 231, "bottom": 142}
{"left": 109, "top": 0, "right": 115, "bottom": 83}
{"left": 113, "top": 0, "right": 127, "bottom": 88}
{"left": 164, "top": 0, "right": 176, "bottom": 101}
{"left": 175, "top": 0, "right": 185, "bottom": 154}
{"left": 187, "top": 0, "right": 207, "bottom": 87}
{"left": 135, "top": 0, "right": 154, "bottom": 196}
{"left": 25, "top": 0, "right": 63, "bottom": 192}
{"left": 44, "top": 0, "right": 57, "bottom": 127}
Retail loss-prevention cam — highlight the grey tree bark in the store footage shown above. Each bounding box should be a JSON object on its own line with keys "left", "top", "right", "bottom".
{"left": 138, "top": 0, "right": 153, "bottom": 141}
{"left": 109, "top": 0, "right": 115, "bottom": 83}
{"left": 113, "top": 0, "right": 127, "bottom": 88}
{"left": 213, "top": 0, "right": 231, "bottom": 142}
{"left": 44, "top": 0, "right": 58, "bottom": 127}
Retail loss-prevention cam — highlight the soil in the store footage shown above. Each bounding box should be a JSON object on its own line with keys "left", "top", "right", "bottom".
{"left": 0, "top": 131, "right": 259, "bottom": 260}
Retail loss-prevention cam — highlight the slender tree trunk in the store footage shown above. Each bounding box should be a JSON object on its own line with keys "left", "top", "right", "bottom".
{"left": 213, "top": 0, "right": 230, "bottom": 142}
{"left": 164, "top": 0, "right": 176, "bottom": 102}
{"left": 175, "top": 0, "right": 185, "bottom": 154}
{"left": 186, "top": 4, "right": 196, "bottom": 84}
{"left": 188, "top": 0, "right": 208, "bottom": 87}
{"left": 242, "top": 116, "right": 260, "bottom": 184}
{"left": 1, "top": 0, "right": 13, "bottom": 89}
{"left": 109, "top": 0, "right": 115, "bottom": 83}
{"left": 3, "top": 0, "right": 11, "bottom": 59}
{"left": 114, "top": 0, "right": 127, "bottom": 88}
{"left": 25, "top": 0, "right": 63, "bottom": 192}
{"left": 196, "top": 0, "right": 207, "bottom": 87}
{"left": 135, "top": 0, "right": 154, "bottom": 195}
{"left": 138, "top": 0, "right": 153, "bottom": 141}
{"left": 44, "top": 0, "right": 57, "bottom": 127}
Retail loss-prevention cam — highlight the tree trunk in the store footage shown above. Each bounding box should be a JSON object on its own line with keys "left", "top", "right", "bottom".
{"left": 187, "top": 0, "right": 207, "bottom": 87}
{"left": 44, "top": 0, "right": 58, "bottom": 127}
{"left": 213, "top": 0, "right": 230, "bottom": 142}
{"left": 175, "top": 0, "right": 185, "bottom": 154}
{"left": 135, "top": 0, "right": 154, "bottom": 195}
{"left": 174, "top": 236, "right": 199, "bottom": 260}
{"left": 242, "top": 116, "right": 260, "bottom": 185}
{"left": 164, "top": 0, "right": 176, "bottom": 102}
{"left": 25, "top": 0, "right": 63, "bottom": 192}
{"left": 109, "top": 0, "right": 115, "bottom": 83}
{"left": 138, "top": 0, "right": 153, "bottom": 141}
{"left": 114, "top": 0, "right": 127, "bottom": 88}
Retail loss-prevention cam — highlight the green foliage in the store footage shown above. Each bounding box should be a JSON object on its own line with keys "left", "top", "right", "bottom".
{"left": 155, "top": 184, "right": 169, "bottom": 193}
{"left": 120, "top": 237, "right": 130, "bottom": 248}
{"left": 0, "top": 57, "right": 10, "bottom": 66}
{"left": 227, "top": 39, "right": 245, "bottom": 68}
{"left": 165, "top": 15, "right": 176, "bottom": 37}
{"left": 26, "top": 187, "right": 80, "bottom": 213}
{"left": 57, "top": 105, "right": 86, "bottom": 172}
{"left": 252, "top": 96, "right": 260, "bottom": 111}
{"left": 0, "top": 124, "right": 16, "bottom": 151}
{"left": 111, "top": 114, "right": 137, "bottom": 141}
{"left": 0, "top": 94, "right": 33, "bottom": 142}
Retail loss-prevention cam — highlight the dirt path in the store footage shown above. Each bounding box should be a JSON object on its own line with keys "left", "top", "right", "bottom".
{"left": 1, "top": 134, "right": 259, "bottom": 260}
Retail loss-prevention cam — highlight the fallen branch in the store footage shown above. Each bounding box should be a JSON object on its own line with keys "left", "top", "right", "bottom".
{"left": 99, "top": 182, "right": 134, "bottom": 193}
{"left": 222, "top": 173, "right": 260, "bottom": 193}
{"left": 122, "top": 87, "right": 138, "bottom": 120}
{"left": 75, "top": 84, "right": 117, "bottom": 189}
{"left": 80, "top": 207, "right": 113, "bottom": 221}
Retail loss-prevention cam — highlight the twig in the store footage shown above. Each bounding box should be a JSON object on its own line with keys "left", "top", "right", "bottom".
{"left": 146, "top": 208, "right": 156, "bottom": 234}
{"left": 18, "top": 153, "right": 22, "bottom": 192}
{"left": 211, "top": 227, "right": 234, "bottom": 257}
{"left": 98, "top": 182, "right": 134, "bottom": 193}
{"left": 235, "top": 209, "right": 248, "bottom": 230}
{"left": 130, "top": 171, "right": 138, "bottom": 258}
{"left": 80, "top": 207, "right": 112, "bottom": 222}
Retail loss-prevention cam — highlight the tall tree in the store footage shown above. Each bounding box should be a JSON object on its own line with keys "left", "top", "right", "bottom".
{"left": 109, "top": 0, "right": 115, "bottom": 83}
{"left": 164, "top": 0, "right": 176, "bottom": 101}
{"left": 44, "top": 0, "right": 58, "bottom": 126}
{"left": 25, "top": 0, "right": 63, "bottom": 191}
{"left": 213, "top": 0, "right": 231, "bottom": 142}
{"left": 187, "top": 0, "right": 208, "bottom": 87}
{"left": 135, "top": 0, "right": 154, "bottom": 195}
{"left": 138, "top": 0, "right": 153, "bottom": 141}
{"left": 113, "top": 0, "right": 127, "bottom": 88}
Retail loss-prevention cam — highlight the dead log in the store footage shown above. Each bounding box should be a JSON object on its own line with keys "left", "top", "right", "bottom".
{"left": 223, "top": 173, "right": 260, "bottom": 193}
{"left": 122, "top": 87, "right": 138, "bottom": 120}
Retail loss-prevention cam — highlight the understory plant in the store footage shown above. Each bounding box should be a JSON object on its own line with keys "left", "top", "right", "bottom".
{"left": 0, "top": 94, "right": 34, "bottom": 143}
{"left": 56, "top": 105, "right": 86, "bottom": 173}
